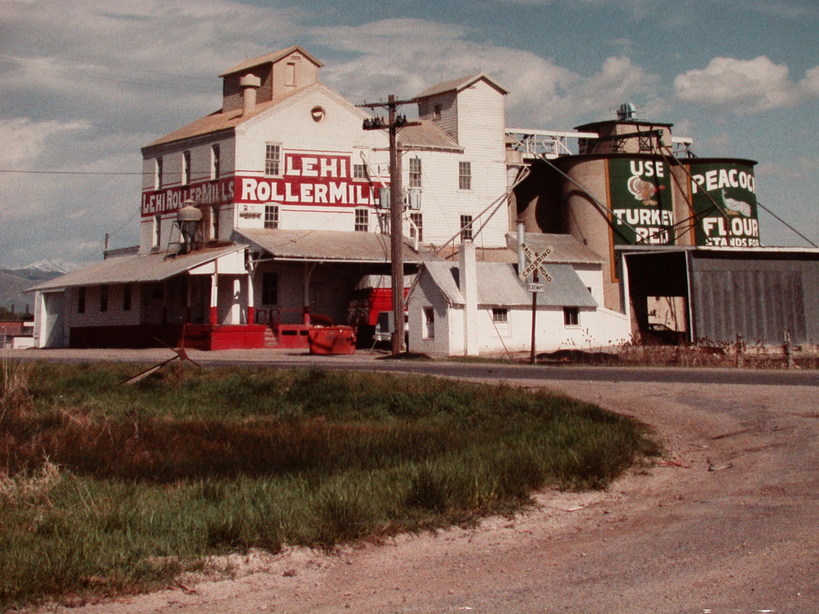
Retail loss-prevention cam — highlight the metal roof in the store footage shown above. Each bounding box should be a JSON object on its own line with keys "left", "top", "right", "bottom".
{"left": 505, "top": 233, "right": 606, "bottom": 264}
{"left": 145, "top": 83, "right": 343, "bottom": 149}
{"left": 236, "top": 228, "right": 422, "bottom": 263}
{"left": 415, "top": 73, "right": 509, "bottom": 99}
{"left": 26, "top": 245, "right": 247, "bottom": 292}
{"left": 422, "top": 261, "right": 597, "bottom": 308}
{"left": 398, "top": 120, "right": 463, "bottom": 152}
{"left": 218, "top": 46, "right": 323, "bottom": 77}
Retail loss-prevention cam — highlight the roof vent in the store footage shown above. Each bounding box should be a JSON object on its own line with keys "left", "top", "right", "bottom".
{"left": 616, "top": 102, "right": 637, "bottom": 121}
{"left": 240, "top": 73, "right": 262, "bottom": 116}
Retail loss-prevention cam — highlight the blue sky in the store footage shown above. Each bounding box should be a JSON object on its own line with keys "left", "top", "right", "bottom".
{"left": 1, "top": 0, "right": 817, "bottom": 267}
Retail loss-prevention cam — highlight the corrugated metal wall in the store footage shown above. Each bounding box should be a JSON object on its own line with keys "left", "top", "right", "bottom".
{"left": 691, "top": 254, "right": 818, "bottom": 345}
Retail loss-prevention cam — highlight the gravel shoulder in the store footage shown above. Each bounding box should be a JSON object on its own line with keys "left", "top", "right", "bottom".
{"left": 29, "top": 375, "right": 819, "bottom": 614}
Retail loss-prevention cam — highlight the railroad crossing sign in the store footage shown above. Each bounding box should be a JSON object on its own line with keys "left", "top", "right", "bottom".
{"left": 519, "top": 243, "right": 554, "bottom": 283}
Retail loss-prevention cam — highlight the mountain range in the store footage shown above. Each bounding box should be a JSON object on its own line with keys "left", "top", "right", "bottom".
{"left": 0, "top": 260, "right": 82, "bottom": 314}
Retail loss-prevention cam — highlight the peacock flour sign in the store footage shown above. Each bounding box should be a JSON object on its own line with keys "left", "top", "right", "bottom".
{"left": 687, "top": 161, "right": 760, "bottom": 247}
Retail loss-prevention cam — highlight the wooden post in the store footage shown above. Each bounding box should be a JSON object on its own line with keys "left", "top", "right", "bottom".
{"left": 530, "top": 270, "right": 538, "bottom": 365}
{"left": 784, "top": 331, "right": 794, "bottom": 370}
{"left": 735, "top": 333, "right": 744, "bottom": 368}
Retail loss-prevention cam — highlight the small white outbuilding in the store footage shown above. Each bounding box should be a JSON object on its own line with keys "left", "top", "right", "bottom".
{"left": 407, "top": 235, "right": 631, "bottom": 357}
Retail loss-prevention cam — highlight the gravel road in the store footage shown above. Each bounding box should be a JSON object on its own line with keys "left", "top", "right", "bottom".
{"left": 29, "top": 372, "right": 819, "bottom": 614}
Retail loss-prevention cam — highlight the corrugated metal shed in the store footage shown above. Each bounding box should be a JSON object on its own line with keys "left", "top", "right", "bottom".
{"left": 26, "top": 245, "right": 247, "bottom": 292}
{"left": 236, "top": 228, "right": 421, "bottom": 263}
{"left": 424, "top": 261, "right": 597, "bottom": 308}
{"left": 690, "top": 252, "right": 818, "bottom": 344}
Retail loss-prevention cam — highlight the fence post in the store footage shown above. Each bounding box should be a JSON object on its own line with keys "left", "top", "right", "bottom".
{"left": 735, "top": 333, "right": 744, "bottom": 368}
{"left": 783, "top": 331, "right": 794, "bottom": 370}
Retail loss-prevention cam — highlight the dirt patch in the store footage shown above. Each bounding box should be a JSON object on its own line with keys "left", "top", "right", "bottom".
{"left": 28, "top": 379, "right": 818, "bottom": 614}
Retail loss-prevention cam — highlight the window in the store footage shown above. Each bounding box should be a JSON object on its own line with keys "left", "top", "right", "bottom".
{"left": 353, "top": 164, "right": 368, "bottom": 180}
{"left": 210, "top": 205, "right": 219, "bottom": 241}
{"left": 182, "top": 151, "right": 191, "bottom": 185}
{"left": 423, "top": 307, "right": 435, "bottom": 339}
{"left": 211, "top": 144, "right": 220, "bottom": 180}
{"left": 460, "top": 214, "right": 473, "bottom": 242}
{"left": 409, "top": 212, "right": 423, "bottom": 243}
{"left": 408, "top": 158, "right": 422, "bottom": 188}
{"left": 262, "top": 273, "right": 278, "bottom": 305}
{"left": 154, "top": 157, "right": 163, "bottom": 189}
{"left": 123, "top": 284, "right": 132, "bottom": 311}
{"left": 264, "top": 204, "right": 279, "bottom": 229}
{"left": 355, "top": 207, "right": 368, "bottom": 232}
{"left": 77, "top": 287, "right": 86, "bottom": 314}
{"left": 99, "top": 285, "right": 108, "bottom": 312}
{"left": 564, "top": 307, "right": 580, "bottom": 327}
{"left": 152, "top": 214, "right": 161, "bottom": 247}
{"left": 265, "top": 143, "right": 281, "bottom": 176}
{"left": 433, "top": 104, "right": 442, "bottom": 120}
{"left": 285, "top": 62, "right": 296, "bottom": 86}
{"left": 459, "top": 161, "right": 472, "bottom": 190}
{"left": 492, "top": 308, "right": 508, "bottom": 323}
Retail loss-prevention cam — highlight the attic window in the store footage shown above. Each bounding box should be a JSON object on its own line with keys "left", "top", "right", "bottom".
{"left": 311, "top": 106, "right": 325, "bottom": 122}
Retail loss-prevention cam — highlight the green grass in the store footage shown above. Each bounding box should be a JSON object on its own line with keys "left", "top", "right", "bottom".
{"left": 0, "top": 361, "right": 660, "bottom": 610}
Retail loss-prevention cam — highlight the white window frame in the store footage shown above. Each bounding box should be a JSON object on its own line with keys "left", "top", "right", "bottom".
{"left": 459, "top": 161, "right": 472, "bottom": 191}
{"left": 210, "top": 144, "right": 220, "bottom": 180}
{"left": 264, "top": 204, "right": 279, "bottom": 229}
{"left": 423, "top": 307, "right": 435, "bottom": 339}
{"left": 154, "top": 157, "right": 163, "bottom": 190}
{"left": 460, "top": 214, "right": 473, "bottom": 242}
{"left": 409, "top": 212, "right": 423, "bottom": 243}
{"left": 408, "top": 157, "right": 422, "bottom": 188}
{"left": 353, "top": 164, "right": 368, "bottom": 181}
{"left": 354, "top": 207, "right": 369, "bottom": 232}
{"left": 492, "top": 308, "right": 508, "bottom": 323}
{"left": 265, "top": 143, "right": 282, "bottom": 176}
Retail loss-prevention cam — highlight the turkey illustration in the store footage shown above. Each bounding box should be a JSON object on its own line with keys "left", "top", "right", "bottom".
{"left": 627, "top": 175, "right": 659, "bottom": 206}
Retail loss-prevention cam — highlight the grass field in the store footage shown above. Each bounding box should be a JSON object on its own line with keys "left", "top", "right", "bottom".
{"left": 1, "top": 360, "right": 660, "bottom": 610}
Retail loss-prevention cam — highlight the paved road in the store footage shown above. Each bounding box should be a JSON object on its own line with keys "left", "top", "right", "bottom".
{"left": 11, "top": 347, "right": 819, "bottom": 387}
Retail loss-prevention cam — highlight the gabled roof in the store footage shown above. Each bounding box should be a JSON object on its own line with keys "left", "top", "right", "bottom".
{"left": 235, "top": 228, "right": 421, "bottom": 264}
{"left": 415, "top": 73, "right": 509, "bottom": 99}
{"left": 398, "top": 120, "right": 463, "bottom": 152}
{"left": 26, "top": 245, "right": 247, "bottom": 292}
{"left": 144, "top": 82, "right": 349, "bottom": 149}
{"left": 422, "top": 261, "right": 597, "bottom": 308}
{"left": 219, "top": 45, "right": 323, "bottom": 77}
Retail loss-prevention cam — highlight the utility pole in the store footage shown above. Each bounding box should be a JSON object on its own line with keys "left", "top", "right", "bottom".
{"left": 360, "top": 95, "right": 419, "bottom": 355}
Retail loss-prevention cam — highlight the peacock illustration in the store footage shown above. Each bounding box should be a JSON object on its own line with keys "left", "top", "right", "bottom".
{"left": 627, "top": 175, "right": 658, "bottom": 206}
{"left": 720, "top": 189, "right": 752, "bottom": 217}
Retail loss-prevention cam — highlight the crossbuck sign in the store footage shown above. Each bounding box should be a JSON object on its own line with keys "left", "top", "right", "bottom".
{"left": 518, "top": 243, "right": 554, "bottom": 284}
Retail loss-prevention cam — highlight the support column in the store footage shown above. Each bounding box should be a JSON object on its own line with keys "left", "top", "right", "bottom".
{"left": 246, "top": 275, "right": 255, "bottom": 325}
{"left": 209, "top": 273, "right": 219, "bottom": 325}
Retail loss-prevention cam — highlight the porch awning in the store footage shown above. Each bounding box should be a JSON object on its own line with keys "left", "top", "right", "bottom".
{"left": 235, "top": 228, "right": 421, "bottom": 263}
{"left": 26, "top": 245, "right": 247, "bottom": 292}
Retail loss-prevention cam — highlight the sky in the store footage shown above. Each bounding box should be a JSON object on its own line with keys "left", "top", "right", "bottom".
{"left": 1, "top": 0, "right": 817, "bottom": 268}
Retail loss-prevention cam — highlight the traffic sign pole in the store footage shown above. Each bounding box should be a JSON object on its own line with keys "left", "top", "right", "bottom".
{"left": 530, "top": 270, "right": 538, "bottom": 365}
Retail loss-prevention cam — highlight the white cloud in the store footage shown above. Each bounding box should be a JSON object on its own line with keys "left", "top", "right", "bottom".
{"left": 0, "top": 118, "right": 89, "bottom": 166}
{"left": 673, "top": 56, "right": 819, "bottom": 113}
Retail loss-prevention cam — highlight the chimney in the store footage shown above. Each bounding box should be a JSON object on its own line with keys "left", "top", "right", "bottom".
{"left": 240, "top": 74, "right": 261, "bottom": 116}
{"left": 459, "top": 241, "right": 479, "bottom": 356}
